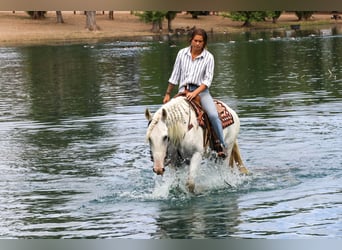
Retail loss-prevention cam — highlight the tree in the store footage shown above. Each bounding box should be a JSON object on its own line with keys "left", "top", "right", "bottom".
{"left": 271, "top": 11, "right": 282, "bottom": 23}
{"left": 165, "top": 11, "right": 179, "bottom": 32}
{"left": 136, "top": 11, "right": 166, "bottom": 33}
{"left": 222, "top": 11, "right": 284, "bottom": 27}
{"left": 295, "top": 11, "right": 315, "bottom": 21}
{"left": 223, "top": 11, "right": 268, "bottom": 27}
{"left": 26, "top": 11, "right": 47, "bottom": 19}
{"left": 85, "top": 11, "right": 100, "bottom": 31}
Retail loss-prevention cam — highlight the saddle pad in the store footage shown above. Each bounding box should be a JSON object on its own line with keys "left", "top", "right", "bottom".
{"left": 214, "top": 99, "right": 234, "bottom": 128}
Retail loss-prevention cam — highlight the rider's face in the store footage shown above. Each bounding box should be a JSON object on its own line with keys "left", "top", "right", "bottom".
{"left": 191, "top": 35, "right": 204, "bottom": 52}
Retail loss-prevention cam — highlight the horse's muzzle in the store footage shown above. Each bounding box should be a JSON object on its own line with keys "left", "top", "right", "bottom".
{"left": 153, "top": 167, "right": 165, "bottom": 175}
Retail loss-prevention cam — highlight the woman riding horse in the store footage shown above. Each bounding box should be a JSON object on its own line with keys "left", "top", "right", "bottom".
{"left": 145, "top": 96, "right": 248, "bottom": 193}
{"left": 162, "top": 28, "right": 227, "bottom": 158}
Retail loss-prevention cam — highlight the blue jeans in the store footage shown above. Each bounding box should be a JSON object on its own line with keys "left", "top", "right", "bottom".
{"left": 185, "top": 85, "right": 227, "bottom": 148}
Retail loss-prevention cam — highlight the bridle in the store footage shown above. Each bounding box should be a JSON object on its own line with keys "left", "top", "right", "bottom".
{"left": 149, "top": 140, "right": 189, "bottom": 171}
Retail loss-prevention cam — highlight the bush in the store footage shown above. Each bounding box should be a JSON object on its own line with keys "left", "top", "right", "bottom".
{"left": 294, "top": 11, "right": 315, "bottom": 21}
{"left": 26, "top": 11, "right": 47, "bottom": 19}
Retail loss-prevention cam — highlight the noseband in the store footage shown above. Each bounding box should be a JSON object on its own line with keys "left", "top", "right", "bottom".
{"left": 149, "top": 145, "right": 189, "bottom": 173}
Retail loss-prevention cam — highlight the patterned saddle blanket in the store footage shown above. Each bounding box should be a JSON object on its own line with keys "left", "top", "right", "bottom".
{"left": 174, "top": 93, "right": 234, "bottom": 152}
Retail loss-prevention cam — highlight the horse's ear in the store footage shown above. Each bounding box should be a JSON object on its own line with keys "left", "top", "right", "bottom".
{"left": 161, "top": 108, "right": 167, "bottom": 122}
{"left": 145, "top": 108, "right": 152, "bottom": 121}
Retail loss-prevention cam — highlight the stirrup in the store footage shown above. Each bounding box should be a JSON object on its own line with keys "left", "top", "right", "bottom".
{"left": 216, "top": 143, "right": 227, "bottom": 159}
{"left": 217, "top": 151, "right": 227, "bottom": 159}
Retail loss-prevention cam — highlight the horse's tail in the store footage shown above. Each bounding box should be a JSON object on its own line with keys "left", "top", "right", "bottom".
{"left": 229, "top": 140, "right": 249, "bottom": 174}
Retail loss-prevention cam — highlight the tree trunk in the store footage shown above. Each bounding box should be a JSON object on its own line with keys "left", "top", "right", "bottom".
{"left": 167, "top": 18, "right": 172, "bottom": 32}
{"left": 159, "top": 19, "right": 163, "bottom": 30}
{"left": 85, "top": 11, "right": 100, "bottom": 31}
{"left": 56, "top": 11, "right": 64, "bottom": 23}
{"left": 272, "top": 11, "right": 282, "bottom": 23}
{"left": 109, "top": 11, "right": 114, "bottom": 20}
{"left": 165, "top": 11, "right": 177, "bottom": 32}
{"left": 242, "top": 12, "right": 252, "bottom": 27}
{"left": 151, "top": 21, "right": 160, "bottom": 33}
{"left": 242, "top": 20, "right": 252, "bottom": 27}
{"left": 33, "top": 11, "right": 39, "bottom": 19}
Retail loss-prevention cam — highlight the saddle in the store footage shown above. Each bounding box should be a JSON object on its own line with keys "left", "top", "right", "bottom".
{"left": 174, "top": 91, "right": 234, "bottom": 153}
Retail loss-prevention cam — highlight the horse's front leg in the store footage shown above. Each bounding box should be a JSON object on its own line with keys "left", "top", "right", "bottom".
{"left": 187, "top": 152, "right": 202, "bottom": 193}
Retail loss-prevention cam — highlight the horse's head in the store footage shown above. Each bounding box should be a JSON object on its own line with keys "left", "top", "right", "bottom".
{"left": 145, "top": 108, "right": 169, "bottom": 175}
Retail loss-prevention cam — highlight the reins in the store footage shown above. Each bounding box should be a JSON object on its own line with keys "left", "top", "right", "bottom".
{"left": 187, "top": 102, "right": 193, "bottom": 130}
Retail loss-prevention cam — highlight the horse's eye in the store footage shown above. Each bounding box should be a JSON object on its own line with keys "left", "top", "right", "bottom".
{"left": 163, "top": 135, "right": 169, "bottom": 142}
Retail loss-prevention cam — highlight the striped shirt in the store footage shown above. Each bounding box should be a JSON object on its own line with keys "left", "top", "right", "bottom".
{"left": 168, "top": 46, "right": 214, "bottom": 90}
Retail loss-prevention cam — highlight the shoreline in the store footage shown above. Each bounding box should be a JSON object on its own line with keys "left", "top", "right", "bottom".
{"left": 0, "top": 11, "right": 341, "bottom": 46}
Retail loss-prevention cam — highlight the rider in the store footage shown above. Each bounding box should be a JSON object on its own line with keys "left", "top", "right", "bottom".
{"left": 162, "top": 28, "right": 227, "bottom": 157}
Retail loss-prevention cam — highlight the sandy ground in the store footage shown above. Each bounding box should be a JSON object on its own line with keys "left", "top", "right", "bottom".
{"left": 0, "top": 11, "right": 340, "bottom": 46}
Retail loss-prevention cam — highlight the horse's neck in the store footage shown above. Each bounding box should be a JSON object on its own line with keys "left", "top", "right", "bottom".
{"left": 163, "top": 98, "right": 195, "bottom": 146}
{"left": 164, "top": 98, "right": 191, "bottom": 125}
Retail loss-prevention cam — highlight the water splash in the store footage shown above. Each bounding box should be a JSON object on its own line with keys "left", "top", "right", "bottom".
{"left": 149, "top": 159, "right": 251, "bottom": 199}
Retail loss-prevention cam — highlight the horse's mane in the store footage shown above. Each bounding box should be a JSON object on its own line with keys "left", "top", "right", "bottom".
{"left": 146, "top": 97, "right": 192, "bottom": 146}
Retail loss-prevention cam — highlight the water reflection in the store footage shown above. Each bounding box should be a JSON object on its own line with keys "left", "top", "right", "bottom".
{"left": 18, "top": 45, "right": 102, "bottom": 121}
{"left": 212, "top": 35, "right": 342, "bottom": 101}
{"left": 153, "top": 193, "right": 240, "bottom": 238}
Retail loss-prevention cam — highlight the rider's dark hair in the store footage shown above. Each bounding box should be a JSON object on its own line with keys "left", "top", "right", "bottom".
{"left": 189, "top": 28, "right": 208, "bottom": 48}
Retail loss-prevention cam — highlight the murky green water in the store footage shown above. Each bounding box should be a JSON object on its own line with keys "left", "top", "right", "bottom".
{"left": 0, "top": 27, "right": 341, "bottom": 238}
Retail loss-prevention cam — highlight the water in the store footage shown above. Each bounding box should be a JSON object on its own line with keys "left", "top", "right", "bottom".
{"left": 0, "top": 29, "right": 341, "bottom": 238}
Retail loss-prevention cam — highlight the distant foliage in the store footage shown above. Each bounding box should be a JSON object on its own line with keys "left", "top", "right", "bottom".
{"left": 222, "top": 11, "right": 283, "bottom": 26}
{"left": 135, "top": 11, "right": 167, "bottom": 32}
{"left": 26, "top": 11, "right": 47, "bottom": 19}
{"left": 295, "top": 11, "right": 315, "bottom": 21}
{"left": 222, "top": 11, "right": 269, "bottom": 27}
{"left": 165, "top": 11, "right": 179, "bottom": 32}
{"left": 135, "top": 11, "right": 166, "bottom": 24}
{"left": 270, "top": 11, "right": 283, "bottom": 23}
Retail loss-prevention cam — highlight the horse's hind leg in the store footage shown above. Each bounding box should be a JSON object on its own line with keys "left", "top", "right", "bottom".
{"left": 229, "top": 140, "right": 249, "bottom": 174}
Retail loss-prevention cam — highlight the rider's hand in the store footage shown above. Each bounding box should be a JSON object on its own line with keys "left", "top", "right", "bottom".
{"left": 163, "top": 94, "right": 171, "bottom": 104}
{"left": 186, "top": 91, "right": 197, "bottom": 101}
